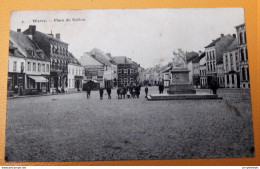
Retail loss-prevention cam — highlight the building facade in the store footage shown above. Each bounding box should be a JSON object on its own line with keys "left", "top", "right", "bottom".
{"left": 223, "top": 38, "right": 240, "bottom": 88}
{"left": 9, "top": 30, "right": 50, "bottom": 95}
{"left": 67, "top": 53, "right": 85, "bottom": 92}
{"left": 235, "top": 23, "right": 250, "bottom": 88}
{"left": 216, "top": 61, "right": 225, "bottom": 88}
{"left": 199, "top": 64, "right": 207, "bottom": 88}
{"left": 8, "top": 42, "right": 26, "bottom": 94}
{"left": 205, "top": 34, "right": 236, "bottom": 87}
{"left": 113, "top": 56, "right": 139, "bottom": 87}
{"left": 23, "top": 25, "right": 69, "bottom": 93}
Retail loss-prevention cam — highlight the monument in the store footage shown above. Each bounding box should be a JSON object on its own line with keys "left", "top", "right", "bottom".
{"left": 167, "top": 49, "right": 196, "bottom": 94}
{"left": 147, "top": 49, "right": 221, "bottom": 100}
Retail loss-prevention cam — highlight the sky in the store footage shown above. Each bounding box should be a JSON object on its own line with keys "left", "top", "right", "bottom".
{"left": 10, "top": 8, "right": 245, "bottom": 68}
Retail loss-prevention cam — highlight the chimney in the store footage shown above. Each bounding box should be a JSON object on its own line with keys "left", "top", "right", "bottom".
{"left": 28, "top": 25, "right": 36, "bottom": 35}
{"left": 233, "top": 34, "right": 236, "bottom": 38}
{"left": 56, "top": 33, "right": 60, "bottom": 40}
{"left": 198, "top": 50, "right": 202, "bottom": 56}
{"left": 220, "top": 34, "right": 224, "bottom": 37}
{"left": 48, "top": 30, "right": 54, "bottom": 37}
{"left": 17, "top": 29, "right": 21, "bottom": 33}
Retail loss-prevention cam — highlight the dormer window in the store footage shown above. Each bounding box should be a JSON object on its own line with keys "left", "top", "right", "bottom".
{"left": 27, "top": 49, "right": 35, "bottom": 56}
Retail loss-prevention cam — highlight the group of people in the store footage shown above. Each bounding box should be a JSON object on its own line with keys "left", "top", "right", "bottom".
{"left": 85, "top": 84, "right": 150, "bottom": 100}
{"left": 116, "top": 85, "right": 141, "bottom": 99}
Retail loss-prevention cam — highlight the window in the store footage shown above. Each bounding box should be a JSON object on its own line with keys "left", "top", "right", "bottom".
{"left": 27, "top": 62, "right": 31, "bottom": 71}
{"left": 33, "top": 62, "right": 36, "bottom": 71}
{"left": 42, "top": 64, "right": 45, "bottom": 72}
{"left": 231, "top": 75, "right": 235, "bottom": 84}
{"left": 240, "top": 32, "right": 243, "bottom": 44}
{"left": 242, "top": 67, "right": 246, "bottom": 80}
{"left": 46, "top": 64, "right": 49, "bottom": 72}
{"left": 76, "top": 69, "right": 78, "bottom": 75}
{"left": 38, "top": 63, "right": 41, "bottom": 72}
{"left": 13, "top": 61, "right": 17, "bottom": 72}
{"left": 72, "top": 69, "right": 74, "bottom": 75}
{"left": 124, "top": 69, "right": 128, "bottom": 74}
{"left": 241, "top": 48, "right": 245, "bottom": 62}
{"left": 246, "top": 67, "right": 249, "bottom": 81}
{"left": 118, "top": 69, "right": 122, "bottom": 74}
{"left": 227, "top": 75, "right": 229, "bottom": 84}
{"left": 21, "top": 62, "right": 24, "bottom": 73}
{"left": 130, "top": 69, "right": 134, "bottom": 74}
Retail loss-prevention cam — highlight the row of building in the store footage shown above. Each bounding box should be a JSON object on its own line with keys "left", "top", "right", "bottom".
{"left": 141, "top": 23, "right": 250, "bottom": 89}
{"left": 8, "top": 25, "right": 143, "bottom": 95}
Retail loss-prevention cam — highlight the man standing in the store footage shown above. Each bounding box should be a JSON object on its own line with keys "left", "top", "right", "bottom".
{"left": 145, "top": 85, "right": 149, "bottom": 98}
{"left": 159, "top": 83, "right": 164, "bottom": 94}
{"left": 107, "top": 86, "right": 111, "bottom": 99}
{"left": 86, "top": 85, "right": 91, "bottom": 99}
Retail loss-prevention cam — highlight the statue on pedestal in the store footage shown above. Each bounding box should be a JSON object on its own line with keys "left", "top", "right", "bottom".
{"left": 172, "top": 49, "right": 187, "bottom": 69}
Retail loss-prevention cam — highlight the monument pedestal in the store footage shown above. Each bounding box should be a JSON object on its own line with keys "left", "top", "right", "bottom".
{"left": 167, "top": 68, "right": 196, "bottom": 94}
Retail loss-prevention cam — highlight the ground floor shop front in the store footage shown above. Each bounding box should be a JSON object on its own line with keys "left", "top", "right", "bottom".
{"left": 7, "top": 72, "right": 49, "bottom": 95}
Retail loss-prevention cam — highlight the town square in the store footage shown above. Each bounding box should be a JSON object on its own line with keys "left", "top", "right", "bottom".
{"left": 5, "top": 87, "right": 253, "bottom": 161}
{"left": 5, "top": 8, "right": 254, "bottom": 162}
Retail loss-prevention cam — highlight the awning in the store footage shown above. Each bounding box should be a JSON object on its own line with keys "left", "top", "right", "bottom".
{"left": 29, "top": 76, "right": 48, "bottom": 83}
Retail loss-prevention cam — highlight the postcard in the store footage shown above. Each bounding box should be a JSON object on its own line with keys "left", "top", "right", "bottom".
{"left": 5, "top": 8, "right": 254, "bottom": 162}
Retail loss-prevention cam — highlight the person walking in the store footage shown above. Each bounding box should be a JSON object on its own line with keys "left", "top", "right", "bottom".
{"left": 107, "top": 86, "right": 111, "bottom": 99}
{"left": 117, "top": 87, "right": 121, "bottom": 99}
{"left": 99, "top": 87, "right": 104, "bottom": 100}
{"left": 86, "top": 86, "right": 91, "bottom": 99}
{"left": 122, "top": 86, "right": 126, "bottom": 99}
{"left": 136, "top": 85, "right": 140, "bottom": 98}
{"left": 145, "top": 85, "right": 149, "bottom": 98}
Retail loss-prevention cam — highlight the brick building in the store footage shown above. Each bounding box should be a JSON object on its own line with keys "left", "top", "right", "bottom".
{"left": 23, "top": 25, "right": 70, "bottom": 93}
{"left": 112, "top": 56, "right": 139, "bottom": 87}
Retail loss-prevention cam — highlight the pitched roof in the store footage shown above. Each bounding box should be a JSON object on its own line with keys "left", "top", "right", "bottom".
{"left": 88, "top": 48, "right": 112, "bottom": 66}
{"left": 205, "top": 37, "right": 221, "bottom": 48}
{"left": 192, "top": 52, "right": 205, "bottom": 63}
{"left": 224, "top": 38, "right": 238, "bottom": 53}
{"left": 9, "top": 30, "right": 49, "bottom": 61}
{"left": 186, "top": 51, "right": 199, "bottom": 63}
{"left": 23, "top": 29, "right": 68, "bottom": 45}
{"left": 113, "top": 56, "right": 134, "bottom": 64}
{"left": 205, "top": 34, "right": 236, "bottom": 64}
{"left": 68, "top": 52, "right": 81, "bottom": 65}
{"left": 80, "top": 53, "right": 103, "bottom": 66}
{"left": 9, "top": 41, "right": 25, "bottom": 58}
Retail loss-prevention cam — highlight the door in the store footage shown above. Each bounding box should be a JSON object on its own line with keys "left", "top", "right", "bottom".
{"left": 37, "top": 83, "right": 41, "bottom": 92}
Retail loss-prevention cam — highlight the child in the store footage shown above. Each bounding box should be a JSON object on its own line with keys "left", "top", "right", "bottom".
{"left": 127, "top": 89, "right": 131, "bottom": 98}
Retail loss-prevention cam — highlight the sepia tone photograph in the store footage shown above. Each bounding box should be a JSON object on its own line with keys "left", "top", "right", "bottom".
{"left": 5, "top": 8, "right": 254, "bottom": 162}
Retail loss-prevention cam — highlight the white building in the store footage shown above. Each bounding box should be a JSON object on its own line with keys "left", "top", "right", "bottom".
{"left": 9, "top": 30, "right": 50, "bottom": 94}
{"left": 67, "top": 63, "right": 84, "bottom": 92}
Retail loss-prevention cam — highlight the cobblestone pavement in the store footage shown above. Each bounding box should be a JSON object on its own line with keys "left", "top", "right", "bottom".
{"left": 5, "top": 87, "right": 254, "bottom": 162}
